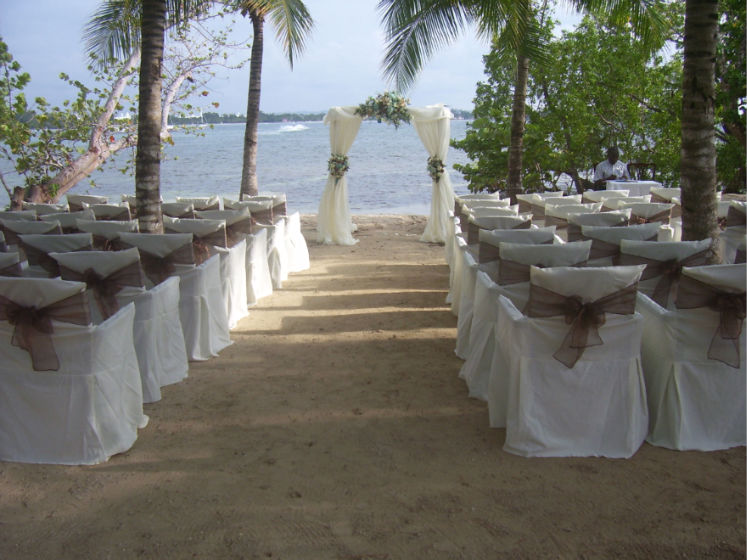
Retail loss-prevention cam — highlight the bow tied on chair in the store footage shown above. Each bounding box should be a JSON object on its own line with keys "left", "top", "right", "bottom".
{"left": 59, "top": 262, "right": 145, "bottom": 320}
{"left": 527, "top": 283, "right": 638, "bottom": 368}
{"left": 675, "top": 274, "right": 746, "bottom": 368}
{"left": 617, "top": 248, "right": 710, "bottom": 307}
{"left": 138, "top": 243, "right": 194, "bottom": 286}
{"left": 0, "top": 291, "right": 90, "bottom": 371}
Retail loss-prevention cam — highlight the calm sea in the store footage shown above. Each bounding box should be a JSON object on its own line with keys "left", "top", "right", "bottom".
{"left": 9, "top": 119, "right": 475, "bottom": 215}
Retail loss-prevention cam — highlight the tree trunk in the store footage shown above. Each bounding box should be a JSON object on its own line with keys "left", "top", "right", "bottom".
{"left": 506, "top": 55, "right": 530, "bottom": 204}
{"left": 239, "top": 10, "right": 264, "bottom": 199}
{"left": 136, "top": 0, "right": 166, "bottom": 234}
{"left": 680, "top": 0, "right": 719, "bottom": 243}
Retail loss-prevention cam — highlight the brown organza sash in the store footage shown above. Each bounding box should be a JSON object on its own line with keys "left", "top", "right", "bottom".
{"left": 517, "top": 200, "right": 533, "bottom": 213}
{"left": 529, "top": 203, "right": 546, "bottom": 218}
{"left": 629, "top": 209, "right": 671, "bottom": 225}
{"left": 735, "top": 248, "right": 746, "bottom": 264}
{"left": 92, "top": 234, "right": 117, "bottom": 251}
{"left": 0, "top": 262, "right": 23, "bottom": 277}
{"left": 273, "top": 202, "right": 287, "bottom": 217}
{"left": 567, "top": 221, "right": 624, "bottom": 242}
{"left": 97, "top": 208, "right": 131, "bottom": 221}
{"left": 725, "top": 206, "right": 746, "bottom": 228}
{"left": 650, "top": 193, "right": 669, "bottom": 204}
{"left": 136, "top": 243, "right": 195, "bottom": 285}
{"left": 526, "top": 283, "right": 638, "bottom": 368}
{"left": 251, "top": 208, "right": 273, "bottom": 225}
{"left": 583, "top": 234, "right": 657, "bottom": 261}
{"left": 543, "top": 215, "right": 568, "bottom": 229}
{"left": 675, "top": 274, "right": 746, "bottom": 368}
{"left": 226, "top": 218, "right": 253, "bottom": 247}
{"left": 616, "top": 248, "right": 710, "bottom": 307}
{"left": 22, "top": 244, "right": 91, "bottom": 277}
{"left": 0, "top": 228, "right": 21, "bottom": 247}
{"left": 496, "top": 258, "right": 588, "bottom": 286}
{"left": 59, "top": 261, "right": 145, "bottom": 320}
{"left": 478, "top": 242, "right": 502, "bottom": 264}
{"left": 0, "top": 291, "right": 90, "bottom": 371}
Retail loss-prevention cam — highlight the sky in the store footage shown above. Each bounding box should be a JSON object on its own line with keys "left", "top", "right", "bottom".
{"left": 1, "top": 0, "right": 580, "bottom": 115}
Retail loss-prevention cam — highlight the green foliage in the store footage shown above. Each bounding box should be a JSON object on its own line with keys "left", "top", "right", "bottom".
{"left": 715, "top": 0, "right": 746, "bottom": 193}
{"left": 452, "top": 7, "right": 684, "bottom": 193}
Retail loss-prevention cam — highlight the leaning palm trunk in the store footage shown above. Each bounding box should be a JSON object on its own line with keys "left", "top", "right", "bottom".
{"left": 680, "top": 0, "right": 719, "bottom": 244}
{"left": 506, "top": 54, "right": 530, "bottom": 204}
{"left": 239, "top": 10, "right": 264, "bottom": 199}
{"left": 136, "top": 0, "right": 166, "bottom": 234}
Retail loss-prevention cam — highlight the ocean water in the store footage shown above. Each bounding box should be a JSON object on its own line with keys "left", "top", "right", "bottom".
{"left": 11, "top": 119, "right": 475, "bottom": 215}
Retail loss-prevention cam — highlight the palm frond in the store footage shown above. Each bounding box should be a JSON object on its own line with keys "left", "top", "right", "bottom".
{"left": 267, "top": 0, "right": 314, "bottom": 69}
{"left": 83, "top": 0, "right": 141, "bottom": 63}
{"left": 377, "top": 0, "right": 475, "bottom": 92}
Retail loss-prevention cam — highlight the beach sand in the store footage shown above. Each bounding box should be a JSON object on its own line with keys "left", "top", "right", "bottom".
{"left": 0, "top": 214, "right": 744, "bottom": 559}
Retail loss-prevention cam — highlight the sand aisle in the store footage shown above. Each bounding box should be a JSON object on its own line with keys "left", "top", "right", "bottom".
{"left": 0, "top": 214, "right": 744, "bottom": 559}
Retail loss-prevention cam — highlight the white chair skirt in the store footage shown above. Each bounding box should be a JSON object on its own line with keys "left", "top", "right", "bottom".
{"left": 245, "top": 229, "right": 273, "bottom": 306}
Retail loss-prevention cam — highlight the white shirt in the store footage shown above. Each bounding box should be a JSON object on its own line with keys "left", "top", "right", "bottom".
{"left": 594, "top": 159, "right": 630, "bottom": 182}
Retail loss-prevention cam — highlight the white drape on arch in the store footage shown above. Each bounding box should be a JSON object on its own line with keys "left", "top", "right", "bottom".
{"left": 317, "top": 106, "right": 362, "bottom": 245}
{"left": 408, "top": 104, "right": 455, "bottom": 243}
{"left": 316, "top": 103, "right": 455, "bottom": 245}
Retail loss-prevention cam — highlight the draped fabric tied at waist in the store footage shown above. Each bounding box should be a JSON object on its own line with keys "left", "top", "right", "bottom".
{"left": 629, "top": 209, "right": 671, "bottom": 225}
{"left": 22, "top": 244, "right": 91, "bottom": 277}
{"left": 134, "top": 244, "right": 195, "bottom": 285}
{"left": 496, "top": 258, "right": 588, "bottom": 286}
{"left": 59, "top": 262, "right": 145, "bottom": 320}
{"left": 250, "top": 209, "right": 273, "bottom": 226}
{"left": 0, "top": 291, "right": 90, "bottom": 371}
{"left": 189, "top": 229, "right": 228, "bottom": 264}
{"left": 675, "top": 275, "right": 746, "bottom": 368}
{"left": 567, "top": 221, "right": 624, "bottom": 242}
{"left": 526, "top": 283, "right": 638, "bottom": 368}
{"left": 0, "top": 261, "right": 23, "bottom": 277}
{"left": 617, "top": 248, "right": 710, "bottom": 307}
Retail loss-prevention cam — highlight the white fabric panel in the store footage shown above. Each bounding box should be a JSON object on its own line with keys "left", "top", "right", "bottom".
{"left": 76, "top": 219, "right": 139, "bottom": 238}
{"left": 245, "top": 228, "right": 273, "bottom": 306}
{"left": 195, "top": 208, "right": 251, "bottom": 225}
{"left": 409, "top": 104, "right": 455, "bottom": 243}
{"left": 118, "top": 232, "right": 193, "bottom": 257}
{"left": 2, "top": 220, "right": 61, "bottom": 235}
{"left": 603, "top": 196, "right": 652, "bottom": 210}
{"left": 718, "top": 227, "right": 746, "bottom": 264}
{"left": 497, "top": 294, "right": 648, "bottom": 457}
{"left": 0, "top": 210, "right": 37, "bottom": 221}
{"left": 164, "top": 216, "right": 226, "bottom": 236}
{"left": 649, "top": 187, "right": 681, "bottom": 201}
{"left": 499, "top": 241, "right": 592, "bottom": 266}
{"left": 317, "top": 106, "right": 363, "bottom": 245}
{"left": 569, "top": 210, "right": 630, "bottom": 227}
{"left": 175, "top": 195, "right": 222, "bottom": 210}
{"left": 0, "top": 301, "right": 147, "bottom": 465}
{"left": 284, "top": 212, "right": 310, "bottom": 273}
{"left": 545, "top": 203, "right": 602, "bottom": 219}
{"left": 175, "top": 254, "right": 232, "bottom": 361}
{"left": 461, "top": 272, "right": 529, "bottom": 404}
{"left": 455, "top": 250, "right": 478, "bottom": 360}
{"left": 449, "top": 235, "right": 469, "bottom": 316}
{"left": 538, "top": 195, "right": 583, "bottom": 208}
{"left": 637, "top": 293, "right": 746, "bottom": 450}
{"left": 67, "top": 193, "right": 109, "bottom": 207}
{"left": 161, "top": 202, "right": 195, "bottom": 217}
{"left": 22, "top": 202, "right": 68, "bottom": 214}
{"left": 479, "top": 226, "right": 556, "bottom": 246}
{"left": 40, "top": 209, "right": 95, "bottom": 229}
{"left": 582, "top": 190, "right": 630, "bottom": 202}
{"left": 626, "top": 202, "right": 674, "bottom": 218}
{"left": 19, "top": 233, "right": 93, "bottom": 254}
{"left": 215, "top": 239, "right": 249, "bottom": 330}
{"left": 681, "top": 263, "right": 746, "bottom": 292}
{"left": 468, "top": 206, "right": 519, "bottom": 218}
{"left": 263, "top": 220, "right": 289, "bottom": 289}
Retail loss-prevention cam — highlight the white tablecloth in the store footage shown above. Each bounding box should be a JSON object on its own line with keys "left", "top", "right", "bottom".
{"left": 606, "top": 180, "right": 661, "bottom": 197}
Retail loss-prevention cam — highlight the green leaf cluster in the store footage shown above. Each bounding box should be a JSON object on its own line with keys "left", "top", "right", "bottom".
{"left": 453, "top": 6, "right": 685, "bottom": 193}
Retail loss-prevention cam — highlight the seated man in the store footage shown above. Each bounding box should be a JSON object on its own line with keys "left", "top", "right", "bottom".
{"left": 593, "top": 147, "right": 630, "bottom": 189}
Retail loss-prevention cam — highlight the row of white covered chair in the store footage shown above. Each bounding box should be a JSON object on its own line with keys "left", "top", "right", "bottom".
{"left": 446, "top": 192, "right": 746, "bottom": 458}
{"left": 0, "top": 192, "right": 310, "bottom": 465}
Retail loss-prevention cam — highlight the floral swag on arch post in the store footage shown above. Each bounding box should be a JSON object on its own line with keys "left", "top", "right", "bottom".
{"left": 317, "top": 92, "right": 455, "bottom": 246}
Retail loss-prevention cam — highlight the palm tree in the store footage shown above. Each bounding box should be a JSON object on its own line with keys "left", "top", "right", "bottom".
{"left": 85, "top": 0, "right": 209, "bottom": 233}
{"left": 679, "top": 0, "right": 718, "bottom": 242}
{"left": 378, "top": 0, "right": 664, "bottom": 203}
{"left": 234, "top": 0, "right": 314, "bottom": 199}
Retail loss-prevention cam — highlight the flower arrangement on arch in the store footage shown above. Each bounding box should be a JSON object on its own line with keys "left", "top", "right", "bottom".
{"left": 355, "top": 91, "right": 411, "bottom": 129}
{"left": 427, "top": 156, "right": 446, "bottom": 182}
{"left": 328, "top": 153, "right": 350, "bottom": 183}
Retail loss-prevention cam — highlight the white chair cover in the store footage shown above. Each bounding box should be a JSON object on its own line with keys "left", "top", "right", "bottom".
{"left": 162, "top": 201, "right": 196, "bottom": 218}
{"left": 174, "top": 254, "right": 232, "bottom": 361}
{"left": 462, "top": 242, "right": 592, "bottom": 404}
{"left": 245, "top": 227, "right": 273, "bottom": 306}
{"left": 317, "top": 106, "right": 362, "bottom": 245}
{"left": 40, "top": 209, "right": 96, "bottom": 231}
{"left": 49, "top": 249, "right": 189, "bottom": 403}
{"left": 284, "top": 211, "right": 310, "bottom": 273}
{"left": 497, "top": 265, "right": 648, "bottom": 457}
{"left": 602, "top": 195, "right": 652, "bottom": 210}
{"left": 0, "top": 277, "right": 146, "bottom": 464}
{"left": 67, "top": 193, "right": 108, "bottom": 211}
{"left": 0, "top": 251, "right": 22, "bottom": 276}
{"left": 0, "top": 210, "right": 36, "bottom": 221}
{"left": 467, "top": 206, "right": 520, "bottom": 218}
{"left": 259, "top": 219, "right": 289, "bottom": 289}
{"left": 90, "top": 203, "right": 132, "bottom": 221}
{"left": 175, "top": 195, "right": 222, "bottom": 210}
{"left": 638, "top": 264, "right": 746, "bottom": 450}
{"left": 18, "top": 233, "right": 93, "bottom": 277}
{"left": 215, "top": 239, "right": 249, "bottom": 329}
{"left": 22, "top": 202, "right": 68, "bottom": 215}
{"left": 582, "top": 222, "right": 661, "bottom": 265}
{"left": 718, "top": 226, "right": 746, "bottom": 264}
{"left": 582, "top": 189, "right": 630, "bottom": 203}
{"left": 409, "top": 104, "right": 455, "bottom": 243}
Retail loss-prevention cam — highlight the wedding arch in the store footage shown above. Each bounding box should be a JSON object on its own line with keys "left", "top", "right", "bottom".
{"left": 317, "top": 93, "right": 455, "bottom": 246}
